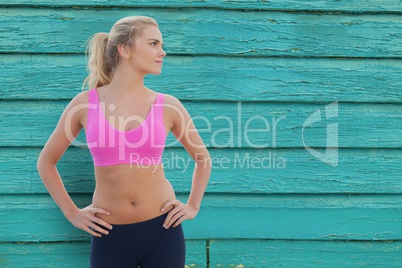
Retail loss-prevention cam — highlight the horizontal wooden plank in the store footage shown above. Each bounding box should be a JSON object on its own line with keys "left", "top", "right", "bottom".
{"left": 1, "top": 147, "right": 401, "bottom": 194}
{"left": 1, "top": 8, "right": 402, "bottom": 57}
{"left": 1, "top": 194, "right": 401, "bottom": 242}
{"left": 1, "top": 100, "right": 401, "bottom": 148}
{"left": 190, "top": 194, "right": 402, "bottom": 240}
{"left": 0, "top": 240, "right": 205, "bottom": 267}
{"left": 210, "top": 239, "right": 402, "bottom": 267}
{"left": 1, "top": 0, "right": 401, "bottom": 12}
{"left": 2, "top": 55, "right": 402, "bottom": 103}
{"left": 0, "top": 242, "right": 89, "bottom": 268}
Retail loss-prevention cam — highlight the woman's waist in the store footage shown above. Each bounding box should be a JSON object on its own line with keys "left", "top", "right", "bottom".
{"left": 93, "top": 185, "right": 175, "bottom": 205}
{"left": 93, "top": 199, "right": 174, "bottom": 224}
{"left": 92, "top": 182, "right": 175, "bottom": 224}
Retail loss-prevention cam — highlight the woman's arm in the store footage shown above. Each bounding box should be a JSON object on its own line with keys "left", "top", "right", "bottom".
{"left": 37, "top": 91, "right": 112, "bottom": 237}
{"left": 161, "top": 95, "right": 211, "bottom": 228}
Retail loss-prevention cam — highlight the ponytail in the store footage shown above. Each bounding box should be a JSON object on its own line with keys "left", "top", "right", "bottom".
{"left": 82, "top": 32, "right": 112, "bottom": 90}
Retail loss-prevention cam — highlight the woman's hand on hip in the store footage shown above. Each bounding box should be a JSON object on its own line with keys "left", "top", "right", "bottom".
{"left": 66, "top": 204, "right": 113, "bottom": 237}
{"left": 161, "top": 199, "right": 198, "bottom": 229}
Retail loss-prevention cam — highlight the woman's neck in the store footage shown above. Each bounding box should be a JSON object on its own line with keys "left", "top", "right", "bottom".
{"left": 107, "top": 67, "right": 147, "bottom": 97}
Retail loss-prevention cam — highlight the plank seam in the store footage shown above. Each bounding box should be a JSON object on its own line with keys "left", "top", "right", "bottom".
{"left": 2, "top": 146, "right": 402, "bottom": 152}
{"left": 206, "top": 239, "right": 210, "bottom": 268}
{"left": 2, "top": 145, "right": 402, "bottom": 150}
{"left": 1, "top": 51, "right": 402, "bottom": 60}
{"left": 0, "top": 5, "right": 401, "bottom": 14}
{"left": 4, "top": 238, "right": 402, "bottom": 244}
{"left": 2, "top": 192, "right": 402, "bottom": 198}
{"left": 209, "top": 238, "right": 402, "bottom": 242}
{"left": 2, "top": 98, "right": 402, "bottom": 105}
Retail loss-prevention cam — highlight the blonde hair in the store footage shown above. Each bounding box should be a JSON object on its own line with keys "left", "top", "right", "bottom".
{"left": 82, "top": 16, "right": 158, "bottom": 90}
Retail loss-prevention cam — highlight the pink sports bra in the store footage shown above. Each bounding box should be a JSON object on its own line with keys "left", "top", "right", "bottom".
{"left": 85, "top": 89, "right": 166, "bottom": 167}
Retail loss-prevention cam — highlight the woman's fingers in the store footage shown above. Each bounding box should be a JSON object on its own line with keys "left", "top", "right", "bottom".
{"left": 86, "top": 207, "right": 113, "bottom": 235}
{"left": 90, "top": 215, "right": 113, "bottom": 230}
{"left": 90, "top": 207, "right": 111, "bottom": 216}
{"left": 163, "top": 200, "right": 188, "bottom": 229}
{"left": 163, "top": 210, "right": 184, "bottom": 229}
{"left": 70, "top": 206, "right": 113, "bottom": 236}
{"left": 172, "top": 212, "right": 186, "bottom": 228}
{"left": 88, "top": 221, "right": 110, "bottom": 236}
{"left": 86, "top": 225, "right": 103, "bottom": 237}
{"left": 160, "top": 199, "right": 178, "bottom": 212}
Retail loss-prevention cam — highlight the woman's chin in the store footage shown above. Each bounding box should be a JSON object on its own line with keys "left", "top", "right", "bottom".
{"left": 148, "top": 69, "right": 162, "bottom": 75}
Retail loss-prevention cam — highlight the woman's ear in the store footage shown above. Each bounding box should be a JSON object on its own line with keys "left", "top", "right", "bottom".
{"left": 117, "top": 44, "right": 131, "bottom": 60}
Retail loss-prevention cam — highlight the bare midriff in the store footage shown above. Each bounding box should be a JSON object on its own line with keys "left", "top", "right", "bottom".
{"left": 92, "top": 163, "right": 176, "bottom": 224}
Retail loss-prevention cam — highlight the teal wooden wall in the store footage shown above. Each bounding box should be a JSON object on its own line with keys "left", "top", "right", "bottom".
{"left": 1, "top": 1, "right": 402, "bottom": 267}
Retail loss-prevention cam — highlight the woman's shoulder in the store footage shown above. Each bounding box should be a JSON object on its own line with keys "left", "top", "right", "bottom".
{"left": 162, "top": 93, "right": 190, "bottom": 121}
{"left": 69, "top": 90, "right": 92, "bottom": 105}
{"left": 62, "top": 90, "right": 92, "bottom": 116}
{"left": 162, "top": 93, "right": 183, "bottom": 106}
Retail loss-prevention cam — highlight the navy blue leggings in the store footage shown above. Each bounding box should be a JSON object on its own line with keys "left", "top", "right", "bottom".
{"left": 90, "top": 212, "right": 186, "bottom": 268}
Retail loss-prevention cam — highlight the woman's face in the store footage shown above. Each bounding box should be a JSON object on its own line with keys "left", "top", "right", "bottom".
{"left": 127, "top": 25, "right": 166, "bottom": 75}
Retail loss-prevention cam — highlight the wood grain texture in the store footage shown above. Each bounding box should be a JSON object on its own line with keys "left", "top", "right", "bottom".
{"left": 1, "top": 194, "right": 401, "bottom": 242}
{"left": 209, "top": 239, "right": 402, "bottom": 267}
{"left": 0, "top": 240, "right": 206, "bottom": 267}
{"left": 1, "top": 8, "right": 402, "bottom": 57}
{"left": 2, "top": 2, "right": 401, "bottom": 266}
{"left": 0, "top": 242, "right": 90, "bottom": 268}
{"left": 0, "top": 0, "right": 401, "bottom": 12}
{"left": 1, "top": 54, "right": 402, "bottom": 103}
{"left": 1, "top": 147, "right": 401, "bottom": 194}
{"left": 1, "top": 100, "right": 401, "bottom": 148}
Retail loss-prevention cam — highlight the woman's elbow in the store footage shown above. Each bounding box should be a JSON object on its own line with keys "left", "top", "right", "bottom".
{"left": 36, "top": 151, "right": 47, "bottom": 174}
{"left": 36, "top": 150, "right": 56, "bottom": 174}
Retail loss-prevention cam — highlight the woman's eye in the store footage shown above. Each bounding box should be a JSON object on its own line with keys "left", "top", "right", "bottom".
{"left": 151, "top": 42, "right": 157, "bottom": 46}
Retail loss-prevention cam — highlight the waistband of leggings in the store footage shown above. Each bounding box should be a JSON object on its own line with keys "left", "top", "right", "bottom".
{"left": 111, "top": 211, "right": 169, "bottom": 228}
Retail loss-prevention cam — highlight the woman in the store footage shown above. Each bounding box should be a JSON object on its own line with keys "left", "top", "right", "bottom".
{"left": 37, "top": 16, "right": 211, "bottom": 267}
